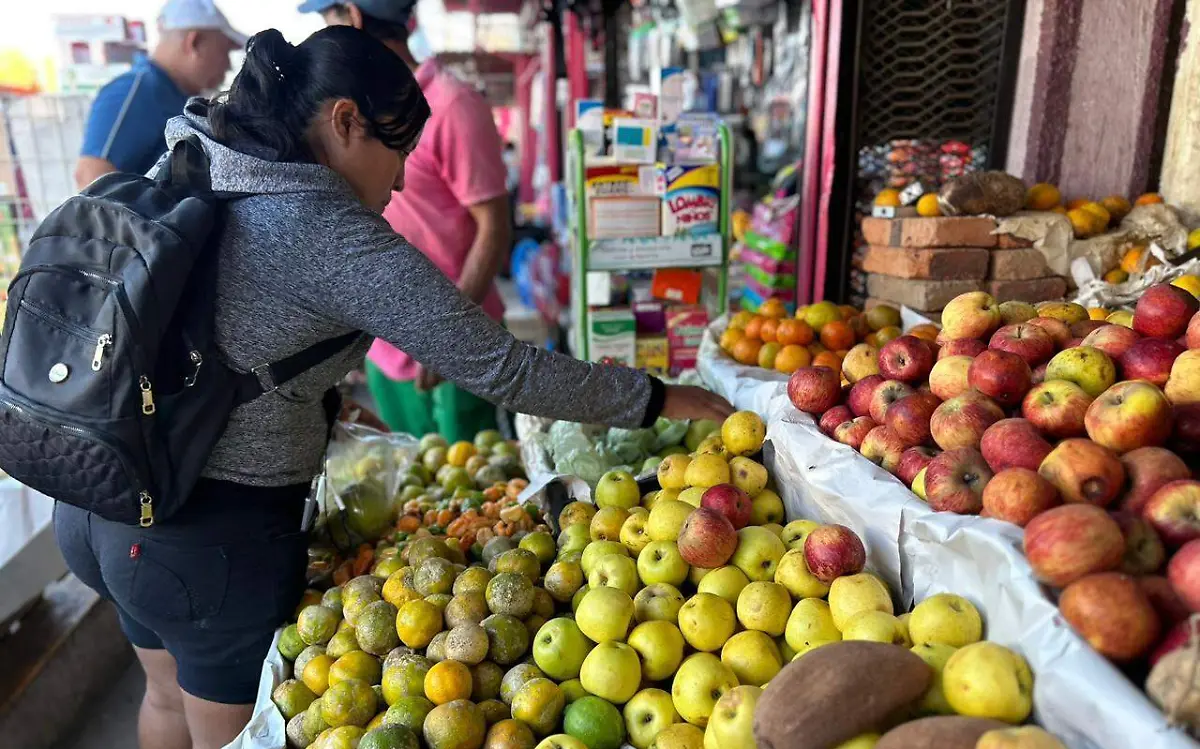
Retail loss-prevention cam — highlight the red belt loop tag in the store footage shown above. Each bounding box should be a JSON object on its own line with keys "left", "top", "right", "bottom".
{"left": 130, "top": 543, "right": 141, "bottom": 559}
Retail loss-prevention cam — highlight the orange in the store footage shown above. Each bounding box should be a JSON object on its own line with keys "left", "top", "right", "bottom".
{"left": 839, "top": 305, "right": 858, "bottom": 320}
{"left": 1067, "top": 208, "right": 1100, "bottom": 238}
{"left": 874, "top": 325, "right": 902, "bottom": 346}
{"left": 1120, "top": 245, "right": 1158, "bottom": 274}
{"left": 1100, "top": 195, "right": 1132, "bottom": 223}
{"left": 819, "top": 320, "right": 855, "bottom": 351}
{"left": 874, "top": 189, "right": 901, "bottom": 207}
{"left": 447, "top": 442, "right": 477, "bottom": 468}
{"left": 1087, "top": 307, "right": 1109, "bottom": 321}
{"left": 729, "top": 310, "right": 754, "bottom": 330}
{"left": 719, "top": 327, "right": 745, "bottom": 352}
{"left": 757, "top": 342, "right": 781, "bottom": 370}
{"left": 759, "top": 298, "right": 788, "bottom": 320}
{"left": 808, "top": 341, "right": 828, "bottom": 355}
{"left": 760, "top": 318, "right": 780, "bottom": 343}
{"left": 864, "top": 333, "right": 878, "bottom": 347}
{"left": 1103, "top": 268, "right": 1129, "bottom": 284}
{"left": 812, "top": 351, "right": 843, "bottom": 370}
{"left": 731, "top": 337, "right": 763, "bottom": 366}
{"left": 302, "top": 654, "right": 335, "bottom": 696}
{"left": 916, "top": 193, "right": 941, "bottom": 217}
{"left": 425, "top": 660, "right": 473, "bottom": 705}
{"left": 1080, "top": 202, "right": 1111, "bottom": 228}
{"left": 1066, "top": 197, "right": 1091, "bottom": 211}
{"left": 775, "top": 319, "right": 813, "bottom": 347}
{"left": 909, "top": 324, "right": 939, "bottom": 342}
{"left": 1135, "top": 192, "right": 1164, "bottom": 206}
{"left": 774, "top": 345, "right": 811, "bottom": 374}
{"left": 1050, "top": 205, "right": 1068, "bottom": 215}
{"left": 743, "top": 316, "right": 766, "bottom": 341}
{"left": 1025, "top": 183, "right": 1061, "bottom": 211}
{"left": 847, "top": 314, "right": 870, "bottom": 340}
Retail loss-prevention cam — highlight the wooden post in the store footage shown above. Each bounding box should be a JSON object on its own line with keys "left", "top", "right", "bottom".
{"left": 1161, "top": 0, "right": 1200, "bottom": 218}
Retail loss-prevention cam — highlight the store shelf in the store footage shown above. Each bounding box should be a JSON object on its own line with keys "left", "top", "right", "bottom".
{"left": 585, "top": 234, "right": 724, "bottom": 272}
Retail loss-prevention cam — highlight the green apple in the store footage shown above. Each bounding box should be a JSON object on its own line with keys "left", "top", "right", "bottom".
{"left": 705, "top": 685, "right": 761, "bottom": 747}
{"left": 684, "top": 419, "right": 721, "bottom": 452}
{"left": 833, "top": 734, "right": 881, "bottom": 749}
{"left": 730, "top": 527, "right": 787, "bottom": 582}
{"left": 841, "top": 611, "right": 905, "bottom": 644}
{"left": 648, "top": 500, "right": 696, "bottom": 542}
{"left": 688, "top": 564, "right": 712, "bottom": 587}
{"left": 580, "top": 641, "right": 641, "bottom": 703}
{"left": 637, "top": 541, "right": 690, "bottom": 587}
{"left": 671, "top": 653, "right": 738, "bottom": 727}
{"left": 735, "top": 581, "right": 792, "bottom": 637}
{"left": 596, "top": 470, "right": 641, "bottom": 510}
{"left": 697, "top": 566, "right": 750, "bottom": 606}
{"left": 571, "top": 585, "right": 589, "bottom": 613}
{"left": 581, "top": 540, "right": 629, "bottom": 578}
{"left": 1044, "top": 345, "right": 1117, "bottom": 398}
{"left": 657, "top": 454, "right": 692, "bottom": 491}
{"left": 729, "top": 457, "right": 769, "bottom": 497}
{"left": 575, "top": 586, "right": 634, "bottom": 643}
{"left": 896, "top": 613, "right": 913, "bottom": 647}
{"left": 591, "top": 506, "right": 631, "bottom": 542}
{"left": 780, "top": 520, "right": 819, "bottom": 551}
{"left": 532, "top": 617, "right": 595, "bottom": 681}
{"left": 911, "top": 642, "right": 958, "bottom": 715}
{"left": 720, "top": 630, "right": 781, "bottom": 687}
{"left": 620, "top": 512, "right": 652, "bottom": 555}
{"left": 684, "top": 454, "right": 731, "bottom": 488}
{"left": 589, "top": 553, "right": 640, "bottom": 597}
{"left": 908, "top": 593, "right": 983, "bottom": 648}
{"left": 654, "top": 724, "right": 706, "bottom": 749}
{"left": 633, "top": 583, "right": 685, "bottom": 623}
{"left": 749, "top": 490, "right": 785, "bottom": 525}
{"left": 559, "top": 679, "right": 587, "bottom": 703}
{"left": 912, "top": 467, "right": 928, "bottom": 500}
{"left": 559, "top": 524, "right": 591, "bottom": 557}
{"left": 774, "top": 549, "right": 831, "bottom": 599}
{"left": 784, "top": 598, "right": 842, "bottom": 653}
{"left": 942, "top": 642, "right": 1033, "bottom": 723}
{"left": 628, "top": 621, "right": 686, "bottom": 681}
{"left": 828, "top": 573, "right": 894, "bottom": 631}
{"left": 623, "top": 688, "right": 679, "bottom": 749}
{"left": 536, "top": 735, "right": 589, "bottom": 749}
{"left": 678, "top": 593, "right": 736, "bottom": 652}
{"left": 678, "top": 487, "right": 707, "bottom": 508}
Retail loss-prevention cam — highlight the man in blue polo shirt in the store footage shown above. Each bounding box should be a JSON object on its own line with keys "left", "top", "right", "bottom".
{"left": 75, "top": 0, "right": 246, "bottom": 188}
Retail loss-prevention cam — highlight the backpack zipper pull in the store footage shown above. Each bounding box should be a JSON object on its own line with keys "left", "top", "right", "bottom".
{"left": 92, "top": 334, "right": 112, "bottom": 371}
{"left": 139, "top": 376, "right": 156, "bottom": 415}
{"left": 139, "top": 492, "right": 154, "bottom": 527}
{"left": 184, "top": 351, "right": 202, "bottom": 387}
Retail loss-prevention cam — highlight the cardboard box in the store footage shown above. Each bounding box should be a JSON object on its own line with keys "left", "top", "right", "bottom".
{"left": 661, "top": 163, "right": 720, "bottom": 237}
{"left": 588, "top": 308, "right": 637, "bottom": 365}
{"left": 588, "top": 197, "right": 661, "bottom": 240}
{"left": 584, "top": 164, "right": 659, "bottom": 198}
{"left": 636, "top": 336, "right": 669, "bottom": 376}
{"left": 666, "top": 305, "right": 709, "bottom": 374}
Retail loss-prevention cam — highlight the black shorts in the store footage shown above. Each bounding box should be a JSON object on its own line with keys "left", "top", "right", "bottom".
{"left": 54, "top": 479, "right": 311, "bottom": 704}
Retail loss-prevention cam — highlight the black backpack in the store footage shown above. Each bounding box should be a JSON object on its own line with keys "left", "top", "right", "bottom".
{"left": 0, "top": 137, "right": 357, "bottom": 527}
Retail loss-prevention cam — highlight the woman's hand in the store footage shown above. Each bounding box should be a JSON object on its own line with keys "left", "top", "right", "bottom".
{"left": 660, "top": 385, "right": 736, "bottom": 422}
{"left": 417, "top": 366, "right": 443, "bottom": 392}
{"left": 340, "top": 398, "right": 390, "bottom": 432}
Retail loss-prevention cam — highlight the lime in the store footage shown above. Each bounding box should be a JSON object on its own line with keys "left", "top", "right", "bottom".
{"left": 563, "top": 696, "right": 625, "bottom": 749}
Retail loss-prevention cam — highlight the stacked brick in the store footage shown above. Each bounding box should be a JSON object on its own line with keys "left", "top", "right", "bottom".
{"left": 859, "top": 216, "right": 1067, "bottom": 320}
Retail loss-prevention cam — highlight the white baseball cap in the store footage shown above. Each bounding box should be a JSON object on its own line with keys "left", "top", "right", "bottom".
{"left": 158, "top": 0, "right": 248, "bottom": 47}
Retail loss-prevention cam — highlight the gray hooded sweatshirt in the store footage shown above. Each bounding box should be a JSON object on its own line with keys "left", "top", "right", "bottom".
{"left": 163, "top": 105, "right": 653, "bottom": 487}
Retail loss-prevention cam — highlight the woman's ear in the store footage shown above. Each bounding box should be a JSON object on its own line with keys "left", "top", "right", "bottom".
{"left": 328, "top": 99, "right": 361, "bottom": 147}
{"left": 345, "top": 3, "right": 366, "bottom": 29}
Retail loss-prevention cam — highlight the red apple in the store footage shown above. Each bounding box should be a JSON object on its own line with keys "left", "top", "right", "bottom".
{"left": 834, "top": 416, "right": 877, "bottom": 450}
{"left": 1063, "top": 337, "right": 1085, "bottom": 349}
{"left": 1168, "top": 538, "right": 1200, "bottom": 612}
{"left": 897, "top": 446, "right": 938, "bottom": 486}
{"left": 788, "top": 366, "right": 842, "bottom": 414}
{"left": 1139, "top": 575, "right": 1192, "bottom": 630}
{"left": 924, "top": 447, "right": 993, "bottom": 514}
{"left": 860, "top": 425, "right": 907, "bottom": 475}
{"left": 1071, "top": 320, "right": 1110, "bottom": 339}
{"left": 885, "top": 391, "right": 942, "bottom": 448}
{"left": 938, "top": 338, "right": 988, "bottom": 360}
{"left": 1173, "top": 403, "right": 1200, "bottom": 454}
{"left": 1059, "top": 572, "right": 1160, "bottom": 662}
{"left": 980, "top": 418, "right": 1053, "bottom": 473}
{"left": 868, "top": 380, "right": 916, "bottom": 425}
{"left": 989, "top": 323, "right": 1056, "bottom": 366}
{"left": 1038, "top": 438, "right": 1126, "bottom": 507}
{"left": 848, "top": 374, "right": 886, "bottom": 418}
{"left": 1120, "top": 337, "right": 1186, "bottom": 387}
{"left": 1082, "top": 324, "right": 1141, "bottom": 361}
{"left": 1118, "top": 446, "right": 1194, "bottom": 515}
{"left": 677, "top": 506, "right": 739, "bottom": 568}
{"left": 878, "top": 335, "right": 935, "bottom": 384}
{"left": 929, "top": 356, "right": 973, "bottom": 401}
{"left": 1145, "top": 480, "right": 1200, "bottom": 547}
{"left": 1150, "top": 619, "right": 1198, "bottom": 666}
{"left": 1188, "top": 311, "right": 1200, "bottom": 349}
{"left": 1031, "top": 362, "right": 1048, "bottom": 384}
{"left": 803, "top": 524, "right": 866, "bottom": 583}
{"left": 1023, "top": 504, "right": 1124, "bottom": 587}
{"left": 819, "top": 405, "right": 855, "bottom": 436}
{"left": 1026, "top": 316, "right": 1072, "bottom": 347}
{"left": 981, "top": 467, "right": 1060, "bottom": 527}
{"left": 1084, "top": 379, "right": 1175, "bottom": 453}
{"left": 700, "top": 484, "right": 753, "bottom": 529}
{"left": 968, "top": 350, "right": 1033, "bottom": 408}
{"left": 930, "top": 391, "right": 1005, "bottom": 451}
{"left": 1021, "top": 380, "right": 1092, "bottom": 439}
{"left": 1134, "top": 283, "right": 1200, "bottom": 339}
{"left": 1111, "top": 510, "right": 1166, "bottom": 575}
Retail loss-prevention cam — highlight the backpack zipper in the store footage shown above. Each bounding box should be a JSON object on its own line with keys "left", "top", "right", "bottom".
{"left": 139, "top": 376, "right": 156, "bottom": 415}
{"left": 92, "top": 334, "right": 112, "bottom": 371}
{"left": 139, "top": 491, "right": 154, "bottom": 527}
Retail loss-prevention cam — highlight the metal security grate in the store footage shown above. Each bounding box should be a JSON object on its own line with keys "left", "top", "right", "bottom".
{"left": 856, "top": 0, "right": 1017, "bottom": 146}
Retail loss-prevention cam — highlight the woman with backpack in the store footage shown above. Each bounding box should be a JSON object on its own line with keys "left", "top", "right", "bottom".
{"left": 48, "top": 26, "right": 732, "bottom": 749}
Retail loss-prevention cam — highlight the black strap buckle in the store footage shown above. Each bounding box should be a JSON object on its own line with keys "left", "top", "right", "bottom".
{"left": 251, "top": 364, "right": 278, "bottom": 394}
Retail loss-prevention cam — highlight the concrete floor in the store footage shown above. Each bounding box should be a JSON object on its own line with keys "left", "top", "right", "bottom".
{"left": 53, "top": 664, "right": 142, "bottom": 749}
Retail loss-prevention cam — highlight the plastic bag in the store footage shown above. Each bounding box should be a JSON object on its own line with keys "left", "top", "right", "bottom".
{"left": 322, "top": 423, "right": 419, "bottom": 547}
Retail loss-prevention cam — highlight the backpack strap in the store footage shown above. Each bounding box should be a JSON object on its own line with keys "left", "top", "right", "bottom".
{"left": 233, "top": 332, "right": 363, "bottom": 407}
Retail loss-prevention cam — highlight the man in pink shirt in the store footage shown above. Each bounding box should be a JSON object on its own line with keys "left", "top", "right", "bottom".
{"left": 303, "top": 0, "right": 512, "bottom": 441}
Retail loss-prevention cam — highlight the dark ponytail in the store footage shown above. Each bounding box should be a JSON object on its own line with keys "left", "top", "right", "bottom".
{"left": 210, "top": 27, "right": 429, "bottom": 163}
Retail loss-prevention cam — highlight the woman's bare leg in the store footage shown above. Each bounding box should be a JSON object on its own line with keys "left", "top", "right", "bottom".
{"left": 181, "top": 691, "right": 254, "bottom": 749}
{"left": 134, "top": 647, "right": 190, "bottom": 749}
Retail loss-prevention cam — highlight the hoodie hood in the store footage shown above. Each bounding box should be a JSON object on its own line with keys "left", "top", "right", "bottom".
{"left": 164, "top": 98, "right": 359, "bottom": 200}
